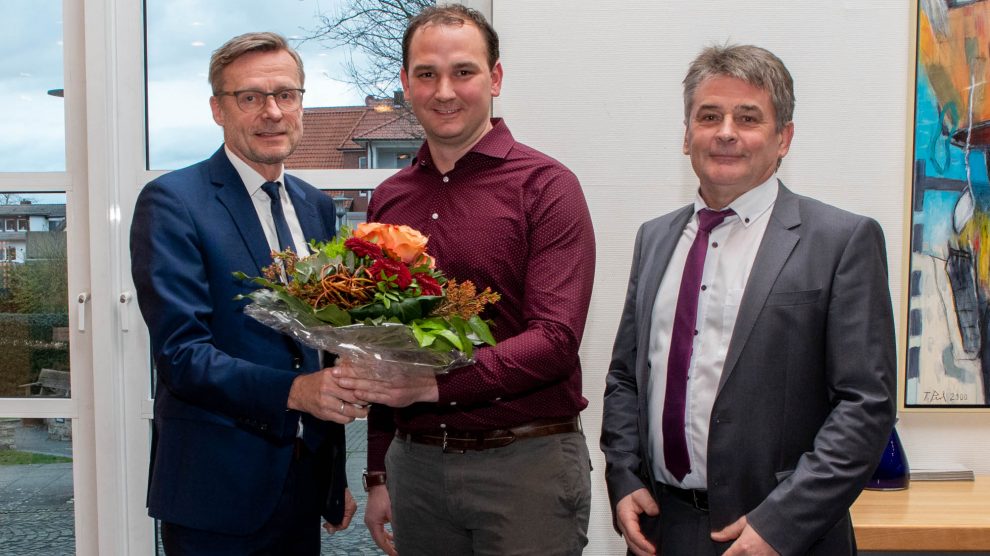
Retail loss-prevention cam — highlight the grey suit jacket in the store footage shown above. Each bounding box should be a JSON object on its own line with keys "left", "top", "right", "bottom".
{"left": 601, "top": 183, "right": 896, "bottom": 555}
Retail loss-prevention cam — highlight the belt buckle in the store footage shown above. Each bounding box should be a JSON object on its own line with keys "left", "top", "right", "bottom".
{"left": 692, "top": 490, "right": 709, "bottom": 512}
{"left": 441, "top": 430, "right": 466, "bottom": 454}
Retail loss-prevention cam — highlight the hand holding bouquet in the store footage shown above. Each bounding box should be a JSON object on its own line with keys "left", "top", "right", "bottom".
{"left": 235, "top": 223, "right": 500, "bottom": 378}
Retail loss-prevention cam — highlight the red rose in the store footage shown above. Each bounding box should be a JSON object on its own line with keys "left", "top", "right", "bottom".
{"left": 369, "top": 258, "right": 413, "bottom": 290}
{"left": 414, "top": 273, "right": 442, "bottom": 296}
{"left": 345, "top": 237, "right": 384, "bottom": 260}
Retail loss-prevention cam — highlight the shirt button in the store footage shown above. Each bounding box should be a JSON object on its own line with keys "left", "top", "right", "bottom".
{"left": 440, "top": 423, "right": 447, "bottom": 429}
{"left": 744, "top": 217, "right": 751, "bottom": 223}
{"left": 693, "top": 329, "right": 699, "bottom": 336}
{"left": 701, "top": 285, "right": 707, "bottom": 291}
{"left": 442, "top": 176, "right": 450, "bottom": 183}
{"left": 711, "top": 241, "right": 719, "bottom": 248}
{"left": 431, "top": 213, "right": 439, "bottom": 220}
{"left": 449, "top": 401, "right": 457, "bottom": 406}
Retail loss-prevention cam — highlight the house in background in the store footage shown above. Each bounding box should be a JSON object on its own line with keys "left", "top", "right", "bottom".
{"left": 286, "top": 93, "right": 424, "bottom": 227}
{"left": 0, "top": 201, "right": 66, "bottom": 263}
{"left": 286, "top": 93, "right": 423, "bottom": 172}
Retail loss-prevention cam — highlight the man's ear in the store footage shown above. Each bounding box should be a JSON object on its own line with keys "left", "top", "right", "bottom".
{"left": 490, "top": 60, "right": 504, "bottom": 97}
{"left": 400, "top": 67, "right": 411, "bottom": 98}
{"left": 210, "top": 95, "right": 224, "bottom": 127}
{"left": 776, "top": 121, "right": 795, "bottom": 160}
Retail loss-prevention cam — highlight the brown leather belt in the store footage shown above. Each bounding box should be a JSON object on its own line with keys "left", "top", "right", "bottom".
{"left": 397, "top": 416, "right": 581, "bottom": 453}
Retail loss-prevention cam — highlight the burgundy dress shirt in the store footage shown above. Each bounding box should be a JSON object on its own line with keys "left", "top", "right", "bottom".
{"left": 366, "top": 119, "right": 596, "bottom": 470}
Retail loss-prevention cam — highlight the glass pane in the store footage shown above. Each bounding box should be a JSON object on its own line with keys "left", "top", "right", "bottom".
{"left": 150, "top": 423, "right": 376, "bottom": 555}
{"left": 0, "top": 3, "right": 66, "bottom": 171}
{"left": 0, "top": 193, "right": 69, "bottom": 399}
{"left": 146, "top": 0, "right": 432, "bottom": 170}
{"left": 321, "top": 188, "right": 374, "bottom": 231}
{"left": 0, "top": 416, "right": 75, "bottom": 554}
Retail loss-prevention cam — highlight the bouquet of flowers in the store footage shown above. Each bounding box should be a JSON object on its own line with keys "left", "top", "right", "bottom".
{"left": 234, "top": 223, "right": 500, "bottom": 378}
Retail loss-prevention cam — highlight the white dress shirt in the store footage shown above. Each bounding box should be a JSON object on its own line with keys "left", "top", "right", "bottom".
{"left": 648, "top": 177, "right": 778, "bottom": 489}
{"left": 226, "top": 147, "right": 311, "bottom": 436}
{"left": 225, "top": 146, "right": 309, "bottom": 256}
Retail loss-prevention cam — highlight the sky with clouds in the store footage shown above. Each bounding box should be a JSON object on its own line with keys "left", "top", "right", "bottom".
{"left": 1, "top": 0, "right": 382, "bottom": 173}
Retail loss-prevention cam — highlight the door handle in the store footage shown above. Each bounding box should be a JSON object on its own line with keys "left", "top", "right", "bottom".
{"left": 76, "top": 292, "right": 90, "bottom": 332}
{"left": 119, "top": 291, "right": 133, "bottom": 332}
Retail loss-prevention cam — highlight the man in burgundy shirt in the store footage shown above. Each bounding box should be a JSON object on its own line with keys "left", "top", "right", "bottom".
{"left": 332, "top": 4, "right": 596, "bottom": 555}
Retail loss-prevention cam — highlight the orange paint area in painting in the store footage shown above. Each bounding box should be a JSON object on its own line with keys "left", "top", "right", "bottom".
{"left": 919, "top": 3, "right": 990, "bottom": 145}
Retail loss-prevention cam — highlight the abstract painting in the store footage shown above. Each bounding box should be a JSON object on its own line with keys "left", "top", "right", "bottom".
{"left": 907, "top": 0, "right": 990, "bottom": 408}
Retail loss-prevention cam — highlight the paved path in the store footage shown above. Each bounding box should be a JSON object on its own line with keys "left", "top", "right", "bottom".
{"left": 0, "top": 420, "right": 385, "bottom": 555}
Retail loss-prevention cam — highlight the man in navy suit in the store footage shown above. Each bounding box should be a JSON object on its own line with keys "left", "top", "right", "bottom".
{"left": 130, "top": 32, "right": 368, "bottom": 554}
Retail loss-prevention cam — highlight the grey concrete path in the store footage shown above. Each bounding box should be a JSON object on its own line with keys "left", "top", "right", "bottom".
{"left": 0, "top": 420, "right": 385, "bottom": 555}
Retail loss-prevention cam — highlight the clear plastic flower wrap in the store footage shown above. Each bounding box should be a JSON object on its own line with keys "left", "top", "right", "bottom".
{"left": 234, "top": 223, "right": 500, "bottom": 380}
{"left": 243, "top": 289, "right": 474, "bottom": 378}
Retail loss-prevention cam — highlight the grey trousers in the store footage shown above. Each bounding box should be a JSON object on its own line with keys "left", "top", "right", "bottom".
{"left": 385, "top": 431, "right": 591, "bottom": 556}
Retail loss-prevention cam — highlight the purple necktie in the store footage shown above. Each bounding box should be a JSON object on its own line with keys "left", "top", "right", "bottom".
{"left": 662, "top": 208, "right": 734, "bottom": 481}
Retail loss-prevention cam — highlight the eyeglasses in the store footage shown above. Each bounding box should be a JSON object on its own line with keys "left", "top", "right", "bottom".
{"left": 215, "top": 88, "right": 305, "bottom": 113}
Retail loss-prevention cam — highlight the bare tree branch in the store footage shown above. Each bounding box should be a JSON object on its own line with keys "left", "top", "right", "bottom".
{"left": 303, "top": 0, "right": 433, "bottom": 99}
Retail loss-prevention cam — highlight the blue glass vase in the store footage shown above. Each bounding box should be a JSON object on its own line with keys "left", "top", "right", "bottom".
{"left": 865, "top": 427, "right": 909, "bottom": 490}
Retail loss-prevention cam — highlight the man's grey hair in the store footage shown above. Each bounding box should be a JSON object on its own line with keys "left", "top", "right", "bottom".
{"left": 208, "top": 32, "right": 305, "bottom": 95}
{"left": 683, "top": 44, "right": 794, "bottom": 132}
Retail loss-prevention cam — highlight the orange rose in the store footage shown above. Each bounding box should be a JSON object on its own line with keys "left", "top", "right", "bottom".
{"left": 354, "top": 222, "right": 429, "bottom": 264}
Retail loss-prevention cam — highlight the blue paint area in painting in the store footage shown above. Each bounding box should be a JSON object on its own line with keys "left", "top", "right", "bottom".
{"left": 915, "top": 65, "right": 989, "bottom": 192}
{"left": 921, "top": 189, "right": 961, "bottom": 257}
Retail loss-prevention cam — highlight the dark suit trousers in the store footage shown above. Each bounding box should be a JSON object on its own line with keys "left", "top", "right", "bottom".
{"left": 635, "top": 488, "right": 729, "bottom": 556}
{"left": 160, "top": 441, "right": 323, "bottom": 555}
{"left": 638, "top": 489, "right": 858, "bottom": 556}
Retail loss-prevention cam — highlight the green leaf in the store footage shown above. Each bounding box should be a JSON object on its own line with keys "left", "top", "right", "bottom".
{"left": 313, "top": 304, "right": 352, "bottom": 326}
{"left": 434, "top": 328, "right": 464, "bottom": 351}
{"left": 272, "top": 289, "right": 315, "bottom": 316}
{"left": 467, "top": 315, "right": 497, "bottom": 346}
{"left": 449, "top": 317, "right": 474, "bottom": 358}
{"left": 411, "top": 324, "right": 440, "bottom": 348}
{"left": 348, "top": 295, "right": 443, "bottom": 323}
{"left": 413, "top": 317, "right": 449, "bottom": 331}
{"left": 428, "top": 334, "right": 457, "bottom": 353}
{"left": 293, "top": 258, "right": 318, "bottom": 283}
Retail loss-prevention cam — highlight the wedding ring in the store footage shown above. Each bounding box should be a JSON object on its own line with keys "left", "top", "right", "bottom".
{"left": 339, "top": 401, "right": 346, "bottom": 413}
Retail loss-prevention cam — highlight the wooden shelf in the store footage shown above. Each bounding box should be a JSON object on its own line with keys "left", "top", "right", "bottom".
{"left": 851, "top": 477, "right": 990, "bottom": 551}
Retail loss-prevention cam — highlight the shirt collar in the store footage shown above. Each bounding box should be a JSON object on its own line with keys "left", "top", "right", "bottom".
{"left": 224, "top": 145, "right": 286, "bottom": 196}
{"left": 413, "top": 118, "right": 515, "bottom": 170}
{"left": 693, "top": 175, "right": 779, "bottom": 228}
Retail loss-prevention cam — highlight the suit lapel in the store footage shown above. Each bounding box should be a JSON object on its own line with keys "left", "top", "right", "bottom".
{"left": 284, "top": 176, "right": 329, "bottom": 245}
{"left": 718, "top": 183, "right": 801, "bottom": 393}
{"left": 637, "top": 205, "right": 693, "bottom": 387}
{"left": 210, "top": 148, "right": 273, "bottom": 273}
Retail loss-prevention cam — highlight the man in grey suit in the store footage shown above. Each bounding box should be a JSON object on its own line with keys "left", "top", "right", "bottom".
{"left": 601, "top": 44, "right": 896, "bottom": 556}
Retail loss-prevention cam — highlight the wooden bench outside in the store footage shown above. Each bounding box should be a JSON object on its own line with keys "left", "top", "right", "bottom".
{"left": 19, "top": 368, "right": 70, "bottom": 398}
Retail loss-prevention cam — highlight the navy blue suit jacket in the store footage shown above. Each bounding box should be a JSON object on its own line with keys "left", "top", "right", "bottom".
{"left": 130, "top": 147, "right": 345, "bottom": 534}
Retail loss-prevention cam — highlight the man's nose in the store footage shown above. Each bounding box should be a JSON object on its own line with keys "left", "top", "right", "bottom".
{"left": 261, "top": 95, "right": 283, "bottom": 120}
{"left": 435, "top": 76, "right": 456, "bottom": 101}
{"left": 716, "top": 118, "right": 737, "bottom": 141}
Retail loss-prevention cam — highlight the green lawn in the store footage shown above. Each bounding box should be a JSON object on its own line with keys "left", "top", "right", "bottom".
{"left": 0, "top": 450, "right": 72, "bottom": 465}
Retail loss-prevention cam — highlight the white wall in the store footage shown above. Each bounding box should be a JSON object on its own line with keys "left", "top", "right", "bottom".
{"left": 492, "top": 1, "right": 988, "bottom": 554}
